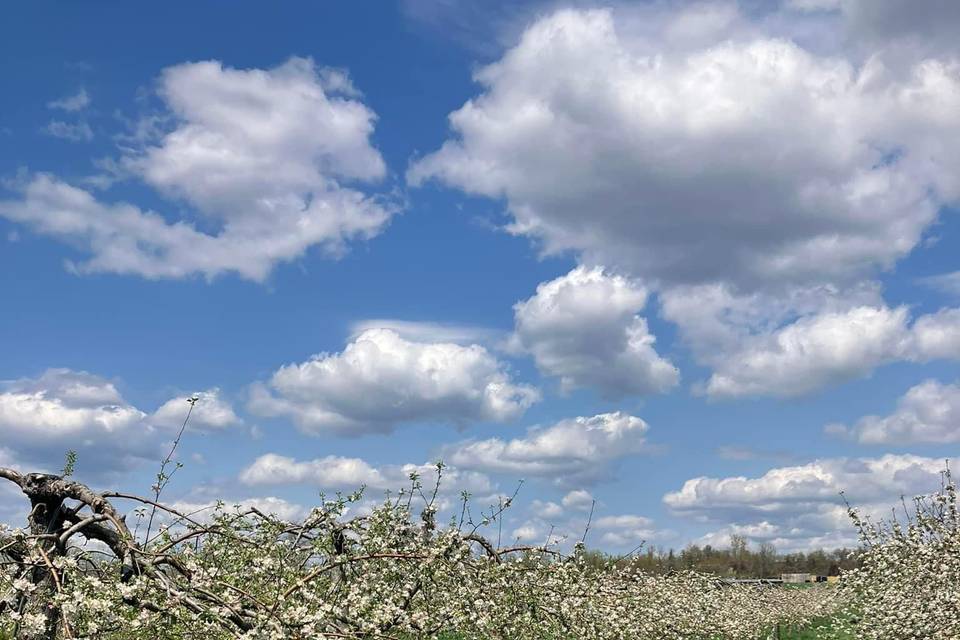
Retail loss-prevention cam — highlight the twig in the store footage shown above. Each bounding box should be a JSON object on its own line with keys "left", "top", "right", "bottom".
{"left": 580, "top": 499, "right": 596, "bottom": 545}
{"left": 145, "top": 395, "right": 198, "bottom": 542}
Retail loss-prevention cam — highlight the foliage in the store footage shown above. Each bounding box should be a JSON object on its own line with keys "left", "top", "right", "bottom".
{"left": 57, "top": 453, "right": 76, "bottom": 481}
{"left": 583, "top": 542, "right": 857, "bottom": 579}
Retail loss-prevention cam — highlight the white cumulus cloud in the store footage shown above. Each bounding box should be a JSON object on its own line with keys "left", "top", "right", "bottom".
{"left": 409, "top": 5, "right": 960, "bottom": 398}
{"left": 910, "top": 308, "right": 960, "bottom": 361}
{"left": 702, "top": 304, "right": 960, "bottom": 398}
{"left": 703, "top": 305, "right": 913, "bottom": 398}
{"left": 168, "top": 496, "right": 308, "bottom": 523}
{"left": 0, "top": 369, "right": 243, "bottom": 475}
{"left": 595, "top": 514, "right": 660, "bottom": 547}
{"left": 248, "top": 328, "right": 538, "bottom": 435}
{"left": 445, "top": 412, "right": 650, "bottom": 483}
{"left": 827, "top": 379, "right": 960, "bottom": 444}
{"left": 530, "top": 499, "right": 564, "bottom": 519}
{"left": 239, "top": 453, "right": 493, "bottom": 497}
{"left": 0, "top": 369, "right": 151, "bottom": 469}
{"left": 561, "top": 489, "right": 595, "bottom": 511}
{"left": 410, "top": 8, "right": 959, "bottom": 290}
{"left": 511, "top": 267, "right": 678, "bottom": 398}
{"left": 529, "top": 489, "right": 594, "bottom": 520}
{"left": 151, "top": 388, "right": 242, "bottom": 432}
{"left": 239, "top": 453, "right": 388, "bottom": 488}
{"left": 1, "top": 57, "right": 396, "bottom": 281}
{"left": 665, "top": 453, "right": 947, "bottom": 512}
{"left": 664, "top": 453, "right": 952, "bottom": 550}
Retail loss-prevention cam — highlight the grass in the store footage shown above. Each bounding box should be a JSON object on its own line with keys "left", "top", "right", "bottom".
{"left": 423, "top": 620, "right": 857, "bottom": 640}
{"left": 2, "top": 619, "right": 858, "bottom": 640}
{"left": 776, "top": 617, "right": 856, "bottom": 639}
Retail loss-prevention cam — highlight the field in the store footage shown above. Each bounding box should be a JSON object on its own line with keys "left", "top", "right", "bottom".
{"left": 1, "top": 465, "right": 957, "bottom": 639}
{"left": 777, "top": 618, "right": 854, "bottom": 640}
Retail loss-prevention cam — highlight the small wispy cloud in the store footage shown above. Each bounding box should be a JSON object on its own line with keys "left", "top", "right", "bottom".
{"left": 349, "top": 319, "right": 500, "bottom": 345}
{"left": 716, "top": 445, "right": 797, "bottom": 463}
{"left": 64, "top": 61, "right": 94, "bottom": 72}
{"left": 716, "top": 445, "right": 759, "bottom": 461}
{"left": 43, "top": 120, "right": 93, "bottom": 142}
{"left": 399, "top": 0, "right": 542, "bottom": 57}
{"left": 917, "top": 271, "right": 960, "bottom": 298}
{"left": 47, "top": 88, "right": 90, "bottom": 112}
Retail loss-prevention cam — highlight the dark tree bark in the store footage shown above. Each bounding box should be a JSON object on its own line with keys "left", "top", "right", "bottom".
{"left": 0, "top": 469, "right": 142, "bottom": 639}
{"left": 2, "top": 472, "right": 68, "bottom": 639}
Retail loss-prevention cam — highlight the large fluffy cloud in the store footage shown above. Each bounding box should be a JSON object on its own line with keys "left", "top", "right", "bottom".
{"left": 0, "top": 57, "right": 395, "bottom": 281}
{"left": 151, "top": 388, "right": 242, "bottom": 432}
{"left": 910, "top": 308, "right": 960, "bottom": 360}
{"left": 664, "top": 453, "right": 951, "bottom": 550}
{"left": 511, "top": 267, "right": 678, "bottom": 398}
{"left": 702, "top": 305, "right": 907, "bottom": 398}
{"left": 248, "top": 328, "right": 539, "bottom": 436}
{"left": 0, "top": 369, "right": 241, "bottom": 474}
{"left": 668, "top": 289, "right": 960, "bottom": 402}
{"left": 445, "top": 412, "right": 650, "bottom": 483}
{"left": 409, "top": 5, "right": 960, "bottom": 397}
{"left": 239, "top": 453, "right": 494, "bottom": 499}
{"left": 827, "top": 379, "right": 960, "bottom": 444}
{"left": 666, "top": 453, "right": 947, "bottom": 511}
{"left": 169, "top": 496, "right": 308, "bottom": 523}
{"left": 830, "top": 0, "right": 960, "bottom": 60}
{"left": 410, "top": 8, "right": 959, "bottom": 290}
{"left": 658, "top": 282, "right": 960, "bottom": 398}
{"left": 0, "top": 369, "right": 151, "bottom": 468}
{"left": 704, "top": 305, "right": 960, "bottom": 398}
{"left": 239, "top": 453, "right": 390, "bottom": 488}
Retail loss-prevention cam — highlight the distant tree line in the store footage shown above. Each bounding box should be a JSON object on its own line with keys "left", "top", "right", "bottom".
{"left": 583, "top": 535, "right": 859, "bottom": 578}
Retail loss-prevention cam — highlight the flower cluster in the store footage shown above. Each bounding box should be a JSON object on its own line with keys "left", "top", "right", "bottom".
{"left": 0, "top": 465, "right": 844, "bottom": 639}
{"left": 836, "top": 466, "right": 960, "bottom": 640}
{"left": 2, "top": 507, "right": 839, "bottom": 639}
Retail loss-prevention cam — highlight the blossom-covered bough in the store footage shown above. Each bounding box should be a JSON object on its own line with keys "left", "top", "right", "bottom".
{"left": 1, "top": 462, "right": 846, "bottom": 639}
{"left": 836, "top": 465, "right": 960, "bottom": 640}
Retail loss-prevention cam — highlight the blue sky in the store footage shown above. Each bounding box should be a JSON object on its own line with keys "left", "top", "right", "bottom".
{"left": 2, "top": 0, "right": 960, "bottom": 553}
